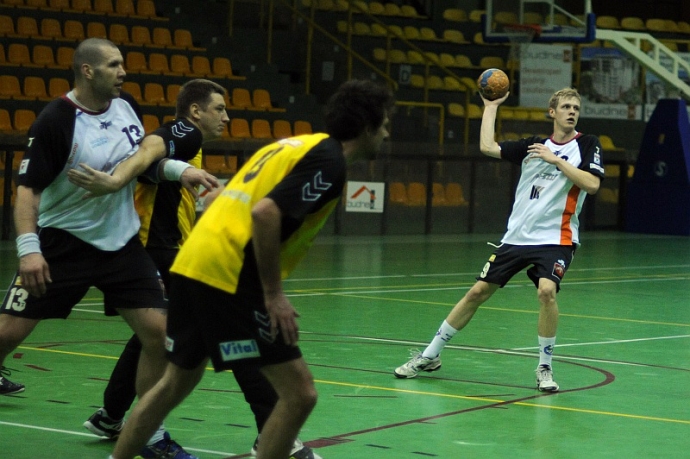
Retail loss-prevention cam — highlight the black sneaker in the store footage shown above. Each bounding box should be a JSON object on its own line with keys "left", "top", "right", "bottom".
{"left": 0, "top": 367, "right": 24, "bottom": 395}
{"left": 83, "top": 408, "right": 124, "bottom": 439}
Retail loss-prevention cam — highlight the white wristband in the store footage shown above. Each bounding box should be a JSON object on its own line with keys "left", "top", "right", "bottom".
{"left": 16, "top": 233, "right": 41, "bottom": 258}
{"left": 162, "top": 159, "right": 193, "bottom": 181}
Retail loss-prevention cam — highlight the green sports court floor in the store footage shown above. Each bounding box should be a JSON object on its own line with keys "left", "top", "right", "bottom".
{"left": 0, "top": 231, "right": 689, "bottom": 458}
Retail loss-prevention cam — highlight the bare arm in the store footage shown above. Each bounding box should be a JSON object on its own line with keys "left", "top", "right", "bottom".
{"left": 479, "top": 92, "right": 510, "bottom": 159}
{"left": 14, "top": 185, "right": 51, "bottom": 297}
{"left": 66, "top": 135, "right": 167, "bottom": 195}
{"left": 526, "top": 143, "right": 602, "bottom": 194}
{"left": 251, "top": 197, "right": 300, "bottom": 346}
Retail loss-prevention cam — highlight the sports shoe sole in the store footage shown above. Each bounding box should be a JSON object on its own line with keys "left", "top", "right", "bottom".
{"left": 83, "top": 420, "right": 120, "bottom": 439}
{"left": 393, "top": 362, "right": 442, "bottom": 379}
{"left": 0, "top": 387, "right": 24, "bottom": 395}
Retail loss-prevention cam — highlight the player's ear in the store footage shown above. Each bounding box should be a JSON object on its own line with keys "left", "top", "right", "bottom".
{"left": 189, "top": 102, "right": 201, "bottom": 121}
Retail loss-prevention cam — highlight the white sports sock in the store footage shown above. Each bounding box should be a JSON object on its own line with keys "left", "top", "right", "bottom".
{"left": 147, "top": 424, "right": 166, "bottom": 445}
{"left": 422, "top": 320, "right": 458, "bottom": 358}
{"left": 538, "top": 336, "right": 556, "bottom": 367}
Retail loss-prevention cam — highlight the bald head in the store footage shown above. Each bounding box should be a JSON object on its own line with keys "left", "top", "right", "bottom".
{"left": 72, "top": 38, "right": 119, "bottom": 83}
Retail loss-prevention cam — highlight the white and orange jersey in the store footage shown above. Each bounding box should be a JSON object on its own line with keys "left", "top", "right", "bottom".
{"left": 499, "top": 132, "right": 604, "bottom": 246}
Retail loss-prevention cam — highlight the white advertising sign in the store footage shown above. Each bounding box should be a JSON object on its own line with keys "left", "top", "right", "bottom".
{"left": 345, "top": 181, "right": 385, "bottom": 213}
{"left": 519, "top": 43, "right": 573, "bottom": 107}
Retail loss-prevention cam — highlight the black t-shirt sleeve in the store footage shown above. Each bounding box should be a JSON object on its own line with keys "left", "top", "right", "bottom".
{"left": 151, "top": 118, "right": 203, "bottom": 161}
{"left": 18, "top": 98, "right": 75, "bottom": 190}
{"left": 499, "top": 136, "right": 544, "bottom": 166}
{"left": 267, "top": 138, "right": 346, "bottom": 224}
{"left": 576, "top": 134, "right": 605, "bottom": 178}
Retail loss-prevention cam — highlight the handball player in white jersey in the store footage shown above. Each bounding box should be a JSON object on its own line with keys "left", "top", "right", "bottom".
{"left": 394, "top": 87, "right": 604, "bottom": 392}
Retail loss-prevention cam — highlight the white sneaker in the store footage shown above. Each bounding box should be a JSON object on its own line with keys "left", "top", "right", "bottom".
{"left": 394, "top": 350, "right": 442, "bottom": 379}
{"left": 250, "top": 436, "right": 322, "bottom": 459}
{"left": 536, "top": 365, "right": 559, "bottom": 392}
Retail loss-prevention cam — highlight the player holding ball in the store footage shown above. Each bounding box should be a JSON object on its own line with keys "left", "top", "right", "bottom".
{"left": 394, "top": 79, "right": 605, "bottom": 392}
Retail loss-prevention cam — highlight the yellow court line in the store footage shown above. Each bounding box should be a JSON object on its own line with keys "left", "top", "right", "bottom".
{"left": 16, "top": 345, "right": 690, "bottom": 426}
{"left": 316, "top": 379, "right": 690, "bottom": 425}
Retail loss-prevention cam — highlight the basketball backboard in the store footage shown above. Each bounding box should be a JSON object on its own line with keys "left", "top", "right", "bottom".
{"left": 483, "top": 0, "right": 596, "bottom": 44}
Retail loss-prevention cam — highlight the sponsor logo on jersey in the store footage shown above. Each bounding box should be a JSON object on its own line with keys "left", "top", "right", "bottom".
{"left": 172, "top": 121, "right": 194, "bottom": 138}
{"left": 302, "top": 171, "right": 332, "bottom": 201}
{"left": 489, "top": 254, "right": 496, "bottom": 262}
{"left": 594, "top": 147, "right": 601, "bottom": 164}
{"left": 165, "top": 336, "right": 175, "bottom": 352}
{"left": 99, "top": 121, "right": 112, "bottom": 130}
{"left": 552, "top": 259, "right": 566, "bottom": 279}
{"left": 18, "top": 159, "right": 29, "bottom": 174}
{"left": 530, "top": 185, "right": 545, "bottom": 200}
{"left": 219, "top": 339, "right": 261, "bottom": 361}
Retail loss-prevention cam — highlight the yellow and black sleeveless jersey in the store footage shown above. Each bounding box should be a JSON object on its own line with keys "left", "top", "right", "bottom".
{"left": 135, "top": 118, "right": 203, "bottom": 249}
{"left": 171, "top": 134, "right": 346, "bottom": 294}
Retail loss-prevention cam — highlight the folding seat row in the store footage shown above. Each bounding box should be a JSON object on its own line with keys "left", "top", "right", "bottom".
{"left": 221, "top": 119, "right": 312, "bottom": 140}
{"left": 0, "top": 0, "right": 165, "bottom": 20}
{"left": 123, "top": 52, "right": 245, "bottom": 80}
{"left": 0, "top": 74, "right": 69, "bottom": 100}
{"left": 0, "top": 16, "right": 193, "bottom": 49}
{"left": 0, "top": 107, "right": 36, "bottom": 133}
{"left": 389, "top": 182, "right": 469, "bottom": 207}
{"left": 0, "top": 42, "right": 74, "bottom": 68}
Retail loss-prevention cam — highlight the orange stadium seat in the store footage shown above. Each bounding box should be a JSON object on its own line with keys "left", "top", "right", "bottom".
{"left": 16, "top": 17, "right": 41, "bottom": 39}
{"left": 121, "top": 81, "right": 142, "bottom": 102}
{"left": 24, "top": 76, "right": 50, "bottom": 101}
{"left": 63, "top": 20, "right": 85, "bottom": 40}
{"left": 48, "top": 77, "right": 70, "bottom": 97}
{"left": 109, "top": 23, "right": 130, "bottom": 44}
{"left": 166, "top": 84, "right": 181, "bottom": 105}
{"left": 230, "top": 118, "right": 251, "bottom": 139}
{"left": 143, "top": 83, "right": 166, "bottom": 105}
{"left": 147, "top": 52, "right": 170, "bottom": 74}
{"left": 191, "top": 56, "right": 212, "bottom": 77}
{"left": 115, "top": 0, "right": 135, "bottom": 16}
{"left": 32, "top": 44, "right": 57, "bottom": 67}
{"left": 13, "top": 109, "right": 37, "bottom": 132}
{"left": 229, "top": 88, "right": 253, "bottom": 110}
{"left": 92, "top": 0, "right": 114, "bottom": 14}
{"left": 253, "top": 89, "right": 286, "bottom": 112}
{"left": 272, "top": 119, "right": 292, "bottom": 139}
{"left": 293, "top": 120, "right": 312, "bottom": 135}
{"left": 142, "top": 114, "right": 160, "bottom": 133}
{"left": 87, "top": 22, "right": 107, "bottom": 39}
{"left": 125, "top": 51, "right": 148, "bottom": 73}
{"left": 152, "top": 27, "right": 173, "bottom": 47}
{"left": 212, "top": 57, "right": 245, "bottom": 80}
{"left": 251, "top": 119, "right": 273, "bottom": 139}
{"left": 55, "top": 46, "right": 74, "bottom": 68}
{"left": 0, "top": 109, "right": 12, "bottom": 132}
{"left": 69, "top": 0, "right": 93, "bottom": 13}
{"left": 41, "top": 18, "right": 64, "bottom": 40}
{"left": 8, "top": 43, "right": 37, "bottom": 67}
{"left": 130, "top": 26, "right": 151, "bottom": 46}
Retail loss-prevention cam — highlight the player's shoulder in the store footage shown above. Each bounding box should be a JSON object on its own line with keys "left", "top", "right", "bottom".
{"left": 34, "top": 96, "right": 77, "bottom": 128}
{"left": 575, "top": 133, "right": 603, "bottom": 150}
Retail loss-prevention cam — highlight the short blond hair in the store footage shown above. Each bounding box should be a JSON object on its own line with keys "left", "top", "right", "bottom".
{"left": 548, "top": 88, "right": 581, "bottom": 111}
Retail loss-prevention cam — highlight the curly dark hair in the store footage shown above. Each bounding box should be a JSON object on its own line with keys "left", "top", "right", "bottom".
{"left": 324, "top": 80, "right": 395, "bottom": 141}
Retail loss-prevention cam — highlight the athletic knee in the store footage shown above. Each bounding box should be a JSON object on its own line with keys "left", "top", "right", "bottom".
{"left": 537, "top": 286, "right": 557, "bottom": 307}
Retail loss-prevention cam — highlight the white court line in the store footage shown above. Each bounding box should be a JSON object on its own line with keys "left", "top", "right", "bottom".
{"left": 340, "top": 335, "right": 690, "bottom": 367}
{"left": 511, "top": 334, "right": 690, "bottom": 350}
{"left": 0, "top": 421, "right": 234, "bottom": 456}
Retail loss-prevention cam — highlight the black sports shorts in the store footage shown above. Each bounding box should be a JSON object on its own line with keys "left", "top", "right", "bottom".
{"left": 165, "top": 274, "right": 302, "bottom": 372}
{"left": 1, "top": 227, "right": 166, "bottom": 319}
{"left": 477, "top": 243, "right": 575, "bottom": 291}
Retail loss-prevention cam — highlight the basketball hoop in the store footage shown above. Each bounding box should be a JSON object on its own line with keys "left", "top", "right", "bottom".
{"left": 503, "top": 23, "right": 542, "bottom": 70}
